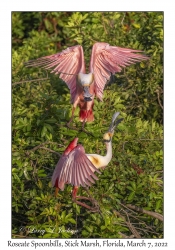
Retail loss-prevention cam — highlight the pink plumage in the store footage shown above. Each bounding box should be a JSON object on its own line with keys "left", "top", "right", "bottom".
{"left": 51, "top": 138, "right": 100, "bottom": 191}
{"left": 25, "top": 42, "right": 148, "bottom": 124}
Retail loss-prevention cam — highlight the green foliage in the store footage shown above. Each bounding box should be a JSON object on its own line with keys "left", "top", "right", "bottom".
{"left": 12, "top": 12, "right": 163, "bottom": 239}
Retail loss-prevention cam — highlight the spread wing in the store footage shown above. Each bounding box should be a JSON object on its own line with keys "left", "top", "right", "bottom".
{"left": 89, "top": 42, "right": 149, "bottom": 101}
{"left": 51, "top": 155, "right": 68, "bottom": 190}
{"left": 25, "top": 45, "right": 86, "bottom": 102}
{"left": 51, "top": 146, "right": 100, "bottom": 190}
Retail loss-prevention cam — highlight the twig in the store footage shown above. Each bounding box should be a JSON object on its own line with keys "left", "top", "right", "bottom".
{"left": 102, "top": 14, "right": 108, "bottom": 35}
{"left": 122, "top": 209, "right": 142, "bottom": 238}
{"left": 133, "top": 90, "right": 140, "bottom": 104}
{"left": 121, "top": 12, "right": 126, "bottom": 26}
{"left": 119, "top": 232, "right": 134, "bottom": 239}
{"left": 155, "top": 89, "right": 163, "bottom": 110}
{"left": 130, "top": 224, "right": 159, "bottom": 236}
{"left": 26, "top": 141, "right": 62, "bottom": 156}
{"left": 12, "top": 234, "right": 27, "bottom": 238}
{"left": 12, "top": 234, "right": 36, "bottom": 239}
{"left": 12, "top": 77, "right": 49, "bottom": 86}
{"left": 122, "top": 141, "right": 128, "bottom": 151}
{"left": 124, "top": 212, "right": 159, "bottom": 235}
{"left": 39, "top": 147, "right": 61, "bottom": 156}
{"left": 126, "top": 204, "right": 163, "bottom": 222}
{"left": 27, "top": 141, "right": 63, "bottom": 153}
{"left": 84, "top": 187, "right": 102, "bottom": 215}
{"left": 120, "top": 202, "right": 137, "bottom": 215}
{"left": 113, "top": 210, "right": 141, "bottom": 238}
{"left": 30, "top": 159, "right": 39, "bottom": 182}
{"left": 27, "top": 141, "right": 50, "bottom": 152}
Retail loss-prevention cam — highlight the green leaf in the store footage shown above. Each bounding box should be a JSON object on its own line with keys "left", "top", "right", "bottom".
{"left": 132, "top": 23, "right": 140, "bottom": 29}
{"left": 101, "top": 225, "right": 106, "bottom": 230}
{"left": 155, "top": 200, "right": 162, "bottom": 211}
{"left": 68, "top": 218, "right": 76, "bottom": 224}
{"left": 130, "top": 182, "right": 136, "bottom": 190}
{"left": 128, "top": 192, "right": 135, "bottom": 201}
{"left": 24, "top": 167, "right": 31, "bottom": 180}
{"left": 45, "top": 118, "right": 57, "bottom": 123}
{"left": 41, "top": 126, "right": 47, "bottom": 137}
{"left": 13, "top": 173, "right": 21, "bottom": 183}
{"left": 82, "top": 230, "right": 89, "bottom": 237}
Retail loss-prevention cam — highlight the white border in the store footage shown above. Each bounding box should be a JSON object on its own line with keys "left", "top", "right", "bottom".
{"left": 0, "top": 0, "right": 174, "bottom": 249}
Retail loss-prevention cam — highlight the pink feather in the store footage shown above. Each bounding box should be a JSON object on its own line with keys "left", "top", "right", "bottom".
{"left": 25, "top": 42, "right": 148, "bottom": 122}
{"left": 25, "top": 42, "right": 148, "bottom": 102}
{"left": 51, "top": 138, "right": 100, "bottom": 191}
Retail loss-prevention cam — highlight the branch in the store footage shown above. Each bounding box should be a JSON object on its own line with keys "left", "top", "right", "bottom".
{"left": 39, "top": 147, "right": 61, "bottom": 156}
{"left": 122, "top": 210, "right": 159, "bottom": 235}
{"left": 155, "top": 88, "right": 163, "bottom": 110}
{"left": 118, "top": 203, "right": 160, "bottom": 236}
{"left": 126, "top": 204, "right": 163, "bottom": 222}
{"left": 120, "top": 202, "right": 137, "bottom": 214}
{"left": 122, "top": 209, "right": 142, "bottom": 238}
{"left": 26, "top": 141, "right": 61, "bottom": 156}
{"left": 118, "top": 232, "right": 134, "bottom": 239}
{"left": 12, "top": 234, "right": 36, "bottom": 239}
{"left": 113, "top": 210, "right": 141, "bottom": 238}
{"left": 27, "top": 141, "right": 50, "bottom": 152}
{"left": 121, "top": 12, "right": 126, "bottom": 26}
{"left": 102, "top": 14, "right": 108, "bottom": 35}
{"left": 12, "top": 77, "right": 49, "bottom": 86}
{"left": 122, "top": 141, "right": 129, "bottom": 150}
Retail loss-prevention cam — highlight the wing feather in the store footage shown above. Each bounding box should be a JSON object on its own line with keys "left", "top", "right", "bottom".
{"left": 51, "top": 145, "right": 101, "bottom": 190}
{"left": 72, "top": 149, "right": 100, "bottom": 187}
{"left": 89, "top": 42, "right": 149, "bottom": 100}
{"left": 25, "top": 45, "right": 86, "bottom": 102}
{"left": 51, "top": 155, "right": 68, "bottom": 189}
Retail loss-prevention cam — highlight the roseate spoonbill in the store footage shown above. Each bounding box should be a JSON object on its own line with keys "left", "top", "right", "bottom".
{"left": 51, "top": 112, "right": 123, "bottom": 211}
{"left": 25, "top": 42, "right": 148, "bottom": 128}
